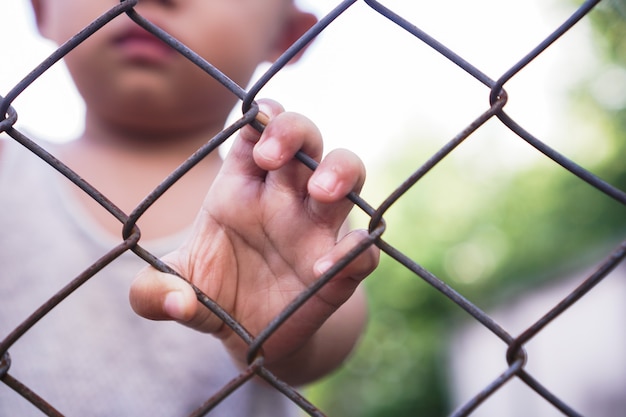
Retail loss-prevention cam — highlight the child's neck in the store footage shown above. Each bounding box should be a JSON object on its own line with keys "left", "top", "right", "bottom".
{"left": 59, "top": 123, "right": 223, "bottom": 242}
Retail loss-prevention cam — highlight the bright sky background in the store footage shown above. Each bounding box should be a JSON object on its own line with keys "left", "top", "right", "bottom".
{"left": 0, "top": 0, "right": 599, "bottom": 171}
{"left": 2, "top": 2, "right": 622, "bottom": 412}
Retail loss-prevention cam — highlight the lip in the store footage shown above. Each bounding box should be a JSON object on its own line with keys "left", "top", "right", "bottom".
{"left": 113, "top": 25, "right": 176, "bottom": 64}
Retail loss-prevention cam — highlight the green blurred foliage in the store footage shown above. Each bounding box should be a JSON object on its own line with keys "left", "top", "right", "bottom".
{"left": 306, "top": 1, "right": 626, "bottom": 416}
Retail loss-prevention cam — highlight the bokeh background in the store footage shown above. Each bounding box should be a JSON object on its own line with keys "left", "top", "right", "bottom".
{"left": 1, "top": 0, "right": 625, "bottom": 415}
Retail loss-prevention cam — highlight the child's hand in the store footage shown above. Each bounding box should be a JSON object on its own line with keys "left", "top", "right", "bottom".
{"left": 129, "top": 99, "right": 379, "bottom": 381}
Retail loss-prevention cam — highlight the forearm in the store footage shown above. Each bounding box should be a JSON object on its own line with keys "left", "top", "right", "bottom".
{"left": 256, "top": 286, "right": 368, "bottom": 386}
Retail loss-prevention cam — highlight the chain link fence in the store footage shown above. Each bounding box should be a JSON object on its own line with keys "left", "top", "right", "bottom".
{"left": 1, "top": 0, "right": 625, "bottom": 416}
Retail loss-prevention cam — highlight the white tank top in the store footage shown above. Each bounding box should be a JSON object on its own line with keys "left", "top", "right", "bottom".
{"left": 0, "top": 139, "right": 299, "bottom": 417}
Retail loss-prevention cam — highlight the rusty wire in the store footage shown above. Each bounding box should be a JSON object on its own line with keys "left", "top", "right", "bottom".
{"left": 1, "top": 0, "right": 624, "bottom": 416}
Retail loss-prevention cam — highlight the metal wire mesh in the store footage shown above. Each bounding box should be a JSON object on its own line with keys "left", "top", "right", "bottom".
{"left": 1, "top": 0, "right": 624, "bottom": 416}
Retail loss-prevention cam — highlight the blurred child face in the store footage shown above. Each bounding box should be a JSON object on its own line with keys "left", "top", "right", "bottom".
{"left": 31, "top": 0, "right": 313, "bottom": 136}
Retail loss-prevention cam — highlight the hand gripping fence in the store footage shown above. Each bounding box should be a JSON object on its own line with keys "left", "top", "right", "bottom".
{"left": 1, "top": 0, "right": 625, "bottom": 416}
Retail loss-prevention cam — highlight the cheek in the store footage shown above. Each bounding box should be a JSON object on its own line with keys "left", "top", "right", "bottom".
{"left": 44, "top": 2, "right": 116, "bottom": 44}
{"left": 176, "top": 7, "right": 279, "bottom": 85}
{"left": 200, "top": 31, "right": 274, "bottom": 88}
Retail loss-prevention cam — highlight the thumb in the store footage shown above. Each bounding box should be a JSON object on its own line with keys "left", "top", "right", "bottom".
{"left": 129, "top": 265, "right": 198, "bottom": 322}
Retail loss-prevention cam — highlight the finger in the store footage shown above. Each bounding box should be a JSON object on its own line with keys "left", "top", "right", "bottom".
{"left": 307, "top": 148, "right": 366, "bottom": 227}
{"left": 314, "top": 229, "right": 379, "bottom": 281}
{"left": 129, "top": 265, "right": 198, "bottom": 322}
{"left": 238, "top": 99, "right": 285, "bottom": 146}
{"left": 254, "top": 111, "right": 324, "bottom": 193}
{"left": 221, "top": 99, "right": 285, "bottom": 180}
{"left": 313, "top": 229, "right": 380, "bottom": 304}
{"left": 253, "top": 111, "right": 323, "bottom": 171}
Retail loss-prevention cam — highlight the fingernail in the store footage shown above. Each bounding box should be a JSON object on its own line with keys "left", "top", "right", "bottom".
{"left": 256, "top": 111, "right": 270, "bottom": 126}
{"left": 312, "top": 171, "right": 338, "bottom": 195}
{"left": 256, "top": 138, "right": 283, "bottom": 163}
{"left": 314, "top": 259, "right": 334, "bottom": 277}
{"left": 164, "top": 291, "right": 186, "bottom": 321}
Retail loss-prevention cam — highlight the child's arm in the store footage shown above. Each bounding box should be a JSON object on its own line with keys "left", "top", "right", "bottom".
{"left": 129, "top": 99, "right": 379, "bottom": 385}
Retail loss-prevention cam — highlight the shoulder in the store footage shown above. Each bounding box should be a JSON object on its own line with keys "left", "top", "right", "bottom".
{"left": 0, "top": 137, "right": 61, "bottom": 187}
{"left": 0, "top": 135, "right": 58, "bottom": 162}
{"left": 0, "top": 137, "right": 26, "bottom": 170}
